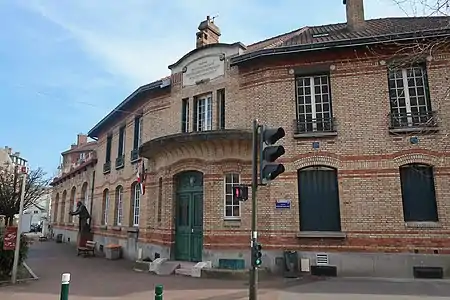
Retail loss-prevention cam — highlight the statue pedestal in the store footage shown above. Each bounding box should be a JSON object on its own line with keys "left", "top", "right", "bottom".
{"left": 77, "top": 231, "right": 94, "bottom": 248}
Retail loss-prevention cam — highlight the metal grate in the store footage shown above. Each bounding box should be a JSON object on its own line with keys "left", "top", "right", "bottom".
{"left": 316, "top": 253, "right": 329, "bottom": 266}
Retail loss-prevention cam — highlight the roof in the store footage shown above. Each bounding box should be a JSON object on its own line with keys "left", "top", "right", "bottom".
{"left": 87, "top": 77, "right": 171, "bottom": 138}
{"left": 61, "top": 141, "right": 97, "bottom": 155}
{"left": 232, "top": 16, "right": 450, "bottom": 65}
{"left": 50, "top": 157, "right": 97, "bottom": 187}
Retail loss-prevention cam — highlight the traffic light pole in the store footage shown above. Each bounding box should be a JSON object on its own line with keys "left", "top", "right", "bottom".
{"left": 249, "top": 119, "right": 259, "bottom": 300}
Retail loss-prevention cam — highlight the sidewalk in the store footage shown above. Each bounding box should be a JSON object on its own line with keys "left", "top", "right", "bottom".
{"left": 2, "top": 239, "right": 450, "bottom": 299}
{"left": 0, "top": 239, "right": 290, "bottom": 300}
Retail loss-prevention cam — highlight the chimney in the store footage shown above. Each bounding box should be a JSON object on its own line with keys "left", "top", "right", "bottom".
{"left": 344, "top": 0, "right": 365, "bottom": 31}
{"left": 77, "top": 134, "right": 87, "bottom": 146}
{"left": 196, "top": 16, "right": 221, "bottom": 48}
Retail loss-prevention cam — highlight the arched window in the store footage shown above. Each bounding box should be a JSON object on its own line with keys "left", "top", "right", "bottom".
{"left": 131, "top": 182, "right": 140, "bottom": 226}
{"left": 81, "top": 182, "right": 89, "bottom": 212}
{"left": 115, "top": 186, "right": 124, "bottom": 226}
{"left": 102, "top": 189, "right": 109, "bottom": 225}
{"left": 60, "top": 190, "right": 67, "bottom": 224}
{"left": 400, "top": 163, "right": 438, "bottom": 222}
{"left": 69, "top": 187, "right": 76, "bottom": 223}
{"left": 53, "top": 193, "right": 59, "bottom": 223}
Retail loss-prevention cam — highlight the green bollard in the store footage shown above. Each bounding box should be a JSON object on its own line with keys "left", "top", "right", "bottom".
{"left": 155, "top": 284, "right": 163, "bottom": 300}
{"left": 60, "top": 273, "right": 70, "bottom": 300}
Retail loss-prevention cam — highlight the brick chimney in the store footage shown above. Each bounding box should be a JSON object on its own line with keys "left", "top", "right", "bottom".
{"left": 77, "top": 134, "right": 87, "bottom": 146}
{"left": 344, "top": 0, "right": 365, "bottom": 31}
{"left": 196, "top": 16, "right": 221, "bottom": 48}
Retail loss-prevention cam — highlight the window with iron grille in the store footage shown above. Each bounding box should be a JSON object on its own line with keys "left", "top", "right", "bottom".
{"left": 295, "top": 75, "right": 333, "bottom": 133}
{"left": 388, "top": 64, "right": 433, "bottom": 128}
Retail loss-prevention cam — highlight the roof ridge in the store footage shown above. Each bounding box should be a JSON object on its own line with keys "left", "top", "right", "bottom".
{"left": 247, "top": 26, "right": 308, "bottom": 49}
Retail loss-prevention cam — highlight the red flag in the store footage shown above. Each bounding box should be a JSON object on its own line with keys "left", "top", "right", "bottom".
{"left": 136, "top": 161, "right": 146, "bottom": 195}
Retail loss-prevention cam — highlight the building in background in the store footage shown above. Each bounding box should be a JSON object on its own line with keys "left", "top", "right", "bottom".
{"left": 50, "top": 134, "right": 97, "bottom": 241}
{"left": 51, "top": 0, "right": 450, "bottom": 278}
{"left": 0, "top": 146, "right": 28, "bottom": 227}
{"left": 0, "top": 146, "right": 27, "bottom": 172}
{"left": 23, "top": 187, "right": 52, "bottom": 225}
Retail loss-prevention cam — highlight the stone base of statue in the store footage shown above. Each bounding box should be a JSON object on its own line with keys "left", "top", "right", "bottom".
{"left": 77, "top": 231, "right": 93, "bottom": 248}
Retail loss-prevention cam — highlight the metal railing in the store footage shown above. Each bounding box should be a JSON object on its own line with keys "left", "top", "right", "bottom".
{"left": 388, "top": 110, "right": 438, "bottom": 130}
{"left": 293, "top": 117, "right": 336, "bottom": 135}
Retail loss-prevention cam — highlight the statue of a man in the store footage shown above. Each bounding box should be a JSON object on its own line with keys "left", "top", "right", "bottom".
{"left": 69, "top": 201, "right": 91, "bottom": 233}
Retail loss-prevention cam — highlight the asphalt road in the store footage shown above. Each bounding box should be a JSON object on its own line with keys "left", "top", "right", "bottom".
{"left": 1, "top": 237, "right": 450, "bottom": 299}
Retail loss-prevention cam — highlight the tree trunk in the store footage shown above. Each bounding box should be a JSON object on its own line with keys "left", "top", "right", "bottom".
{"left": 6, "top": 216, "right": 13, "bottom": 226}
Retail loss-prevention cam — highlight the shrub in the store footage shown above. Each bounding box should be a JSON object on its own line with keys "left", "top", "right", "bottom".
{"left": 0, "top": 233, "right": 30, "bottom": 279}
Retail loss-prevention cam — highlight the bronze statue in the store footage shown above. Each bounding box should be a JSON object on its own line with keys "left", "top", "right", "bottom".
{"left": 69, "top": 201, "right": 91, "bottom": 233}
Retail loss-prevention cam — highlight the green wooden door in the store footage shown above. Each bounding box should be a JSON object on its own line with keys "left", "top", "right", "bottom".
{"left": 174, "top": 171, "right": 204, "bottom": 262}
{"left": 191, "top": 192, "right": 203, "bottom": 262}
{"left": 175, "top": 193, "right": 192, "bottom": 261}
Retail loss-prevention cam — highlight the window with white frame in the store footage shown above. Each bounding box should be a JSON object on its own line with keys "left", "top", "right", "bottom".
{"left": 102, "top": 189, "right": 109, "bottom": 225}
{"left": 82, "top": 183, "right": 89, "bottom": 212}
{"left": 295, "top": 75, "right": 333, "bottom": 133}
{"left": 194, "top": 94, "right": 212, "bottom": 131}
{"left": 224, "top": 173, "right": 240, "bottom": 219}
{"left": 388, "top": 64, "right": 433, "bottom": 128}
{"left": 115, "top": 186, "right": 123, "bottom": 226}
{"left": 132, "top": 183, "right": 140, "bottom": 226}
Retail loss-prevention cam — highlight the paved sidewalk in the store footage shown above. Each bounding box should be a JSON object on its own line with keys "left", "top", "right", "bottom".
{"left": 0, "top": 239, "right": 291, "bottom": 300}
{"left": 2, "top": 239, "right": 450, "bottom": 299}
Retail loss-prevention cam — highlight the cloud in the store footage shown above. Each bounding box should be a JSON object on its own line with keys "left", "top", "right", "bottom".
{"left": 17, "top": 0, "right": 416, "bottom": 88}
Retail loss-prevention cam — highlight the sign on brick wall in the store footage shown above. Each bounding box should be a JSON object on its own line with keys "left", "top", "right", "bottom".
{"left": 182, "top": 54, "right": 225, "bottom": 86}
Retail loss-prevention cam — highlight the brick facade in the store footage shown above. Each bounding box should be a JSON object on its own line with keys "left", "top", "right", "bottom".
{"left": 51, "top": 9, "right": 450, "bottom": 277}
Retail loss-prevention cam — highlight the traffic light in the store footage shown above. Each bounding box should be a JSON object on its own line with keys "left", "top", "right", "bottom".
{"left": 252, "top": 242, "right": 262, "bottom": 267}
{"left": 259, "top": 126, "right": 286, "bottom": 184}
{"left": 232, "top": 185, "right": 249, "bottom": 201}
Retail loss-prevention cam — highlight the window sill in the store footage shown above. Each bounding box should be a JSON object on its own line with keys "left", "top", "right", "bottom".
{"left": 99, "top": 225, "right": 108, "bottom": 230}
{"left": 296, "top": 231, "right": 347, "bottom": 239}
{"left": 127, "top": 227, "right": 139, "bottom": 233}
{"left": 294, "top": 132, "right": 338, "bottom": 139}
{"left": 103, "top": 169, "right": 111, "bottom": 175}
{"left": 405, "top": 221, "right": 441, "bottom": 229}
{"left": 115, "top": 164, "right": 124, "bottom": 170}
{"left": 389, "top": 127, "right": 439, "bottom": 134}
{"left": 130, "top": 158, "right": 141, "bottom": 164}
{"left": 223, "top": 219, "right": 241, "bottom": 228}
{"left": 111, "top": 226, "right": 122, "bottom": 231}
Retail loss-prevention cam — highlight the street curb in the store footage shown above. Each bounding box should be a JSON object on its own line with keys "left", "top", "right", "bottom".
{"left": 331, "top": 276, "right": 450, "bottom": 283}
{"left": 0, "top": 262, "right": 39, "bottom": 286}
{"left": 23, "top": 262, "right": 39, "bottom": 280}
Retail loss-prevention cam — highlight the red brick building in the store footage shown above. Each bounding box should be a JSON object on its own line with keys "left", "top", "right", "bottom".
{"left": 52, "top": 0, "right": 450, "bottom": 277}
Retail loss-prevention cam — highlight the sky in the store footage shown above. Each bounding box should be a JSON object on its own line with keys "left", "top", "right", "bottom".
{"left": 0, "top": 0, "right": 434, "bottom": 177}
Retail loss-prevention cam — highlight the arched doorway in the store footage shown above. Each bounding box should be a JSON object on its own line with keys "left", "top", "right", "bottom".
{"left": 174, "top": 170, "right": 204, "bottom": 262}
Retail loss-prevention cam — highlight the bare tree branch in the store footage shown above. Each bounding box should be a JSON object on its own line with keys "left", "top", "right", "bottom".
{"left": 0, "top": 167, "right": 51, "bottom": 225}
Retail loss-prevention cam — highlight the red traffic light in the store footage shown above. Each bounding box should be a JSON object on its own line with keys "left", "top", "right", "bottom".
{"left": 232, "top": 185, "right": 249, "bottom": 201}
